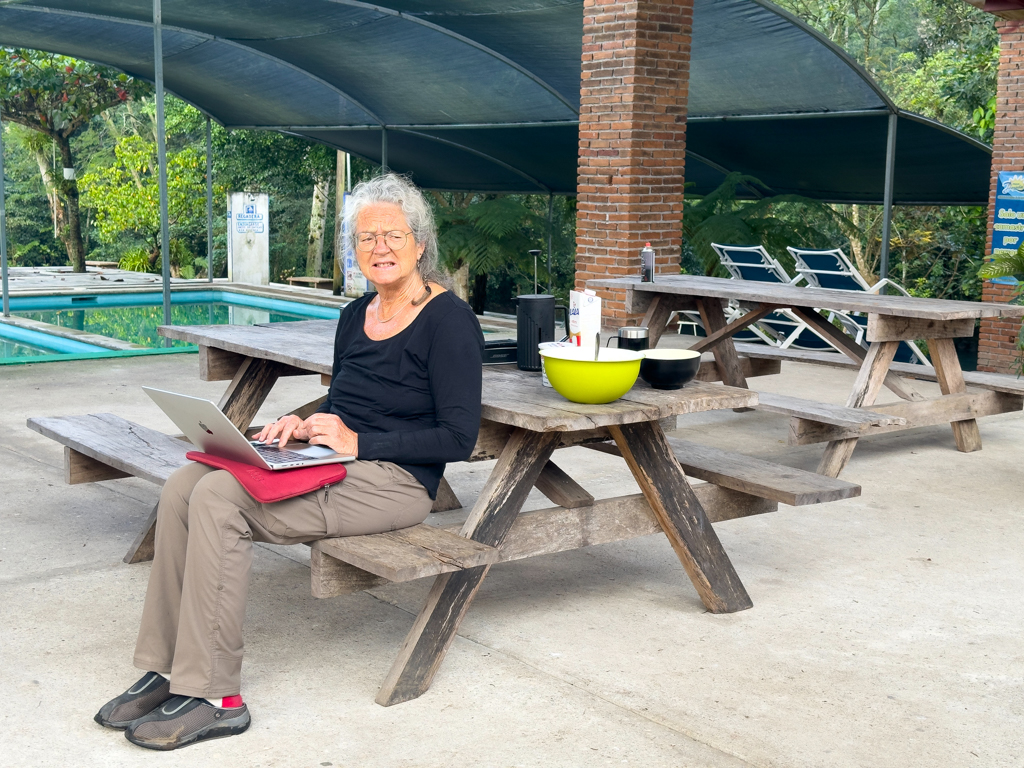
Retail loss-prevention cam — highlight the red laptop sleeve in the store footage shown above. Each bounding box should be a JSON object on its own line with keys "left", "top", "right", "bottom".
{"left": 186, "top": 451, "right": 347, "bottom": 503}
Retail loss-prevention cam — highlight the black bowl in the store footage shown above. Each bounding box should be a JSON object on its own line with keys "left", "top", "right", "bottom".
{"left": 639, "top": 350, "right": 701, "bottom": 390}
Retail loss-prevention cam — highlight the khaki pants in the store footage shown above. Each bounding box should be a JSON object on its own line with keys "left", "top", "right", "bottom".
{"left": 133, "top": 460, "right": 431, "bottom": 698}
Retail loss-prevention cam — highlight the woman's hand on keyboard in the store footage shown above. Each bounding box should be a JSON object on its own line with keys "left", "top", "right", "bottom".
{"left": 302, "top": 413, "right": 358, "bottom": 457}
{"left": 254, "top": 414, "right": 308, "bottom": 449}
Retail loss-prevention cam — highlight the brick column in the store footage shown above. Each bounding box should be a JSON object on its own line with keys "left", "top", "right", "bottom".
{"left": 575, "top": 0, "right": 693, "bottom": 329}
{"left": 979, "top": 18, "right": 1024, "bottom": 374}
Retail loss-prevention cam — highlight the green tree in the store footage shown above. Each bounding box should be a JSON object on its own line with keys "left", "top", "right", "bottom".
{"left": 0, "top": 48, "right": 148, "bottom": 271}
{"left": 79, "top": 135, "right": 205, "bottom": 275}
{"left": 432, "top": 193, "right": 553, "bottom": 307}
{"left": 768, "top": 0, "right": 996, "bottom": 307}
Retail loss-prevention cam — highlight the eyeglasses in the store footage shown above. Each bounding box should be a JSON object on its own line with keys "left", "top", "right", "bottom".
{"left": 354, "top": 230, "right": 414, "bottom": 251}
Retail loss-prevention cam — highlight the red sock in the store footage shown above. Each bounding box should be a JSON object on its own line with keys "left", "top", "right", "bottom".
{"left": 208, "top": 695, "right": 244, "bottom": 708}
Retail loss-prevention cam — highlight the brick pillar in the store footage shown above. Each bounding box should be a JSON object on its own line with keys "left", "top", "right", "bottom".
{"left": 979, "top": 18, "right": 1024, "bottom": 374}
{"left": 575, "top": 0, "right": 692, "bottom": 329}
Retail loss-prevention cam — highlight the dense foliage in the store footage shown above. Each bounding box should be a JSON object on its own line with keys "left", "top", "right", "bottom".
{"left": 758, "top": 0, "right": 998, "bottom": 303}
{"left": 0, "top": 49, "right": 149, "bottom": 271}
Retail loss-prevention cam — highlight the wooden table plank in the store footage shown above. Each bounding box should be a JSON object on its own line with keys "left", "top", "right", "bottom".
{"left": 479, "top": 375, "right": 757, "bottom": 432}
{"left": 790, "top": 390, "right": 1023, "bottom": 444}
{"left": 665, "top": 438, "right": 861, "bottom": 506}
{"left": 754, "top": 391, "right": 906, "bottom": 428}
{"left": 311, "top": 485, "right": 779, "bottom": 598}
{"left": 27, "top": 413, "right": 189, "bottom": 485}
{"left": 160, "top": 324, "right": 759, "bottom": 432}
{"left": 316, "top": 525, "right": 498, "bottom": 583}
{"left": 734, "top": 343, "right": 1024, "bottom": 395}
{"left": 160, "top": 322, "right": 335, "bottom": 374}
{"left": 589, "top": 276, "right": 1024, "bottom": 321}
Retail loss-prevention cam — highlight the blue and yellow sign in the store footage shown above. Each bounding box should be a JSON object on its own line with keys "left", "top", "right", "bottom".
{"left": 990, "top": 172, "right": 1024, "bottom": 284}
{"left": 993, "top": 172, "right": 1024, "bottom": 256}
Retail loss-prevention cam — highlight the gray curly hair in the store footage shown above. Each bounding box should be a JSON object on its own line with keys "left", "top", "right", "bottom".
{"left": 342, "top": 173, "right": 450, "bottom": 289}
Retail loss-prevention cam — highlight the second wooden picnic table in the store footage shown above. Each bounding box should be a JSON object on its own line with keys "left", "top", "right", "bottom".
{"left": 589, "top": 275, "right": 1024, "bottom": 477}
{"left": 159, "top": 319, "right": 774, "bottom": 704}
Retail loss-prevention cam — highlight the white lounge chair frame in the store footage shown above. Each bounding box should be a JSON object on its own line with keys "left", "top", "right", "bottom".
{"left": 786, "top": 246, "right": 912, "bottom": 296}
{"left": 787, "top": 246, "right": 929, "bottom": 365}
{"left": 697, "top": 244, "right": 852, "bottom": 352}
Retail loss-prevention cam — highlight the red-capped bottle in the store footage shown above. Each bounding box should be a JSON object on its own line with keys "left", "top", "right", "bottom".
{"left": 640, "top": 242, "right": 655, "bottom": 282}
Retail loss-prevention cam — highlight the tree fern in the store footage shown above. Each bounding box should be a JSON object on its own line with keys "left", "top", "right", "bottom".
{"left": 684, "top": 173, "right": 857, "bottom": 277}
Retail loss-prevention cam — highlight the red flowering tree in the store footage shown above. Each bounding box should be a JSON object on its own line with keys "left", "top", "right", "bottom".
{"left": 0, "top": 49, "right": 148, "bottom": 271}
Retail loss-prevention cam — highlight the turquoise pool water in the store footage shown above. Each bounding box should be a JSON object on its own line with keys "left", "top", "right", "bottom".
{"left": 1, "top": 338, "right": 53, "bottom": 358}
{"left": 1, "top": 291, "right": 341, "bottom": 364}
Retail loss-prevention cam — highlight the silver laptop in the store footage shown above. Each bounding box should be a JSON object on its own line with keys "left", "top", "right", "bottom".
{"left": 143, "top": 387, "right": 354, "bottom": 470}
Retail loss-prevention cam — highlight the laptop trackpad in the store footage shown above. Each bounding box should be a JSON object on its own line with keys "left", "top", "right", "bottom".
{"left": 290, "top": 444, "right": 339, "bottom": 458}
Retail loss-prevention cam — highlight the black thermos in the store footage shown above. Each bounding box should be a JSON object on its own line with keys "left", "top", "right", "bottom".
{"left": 516, "top": 294, "right": 568, "bottom": 371}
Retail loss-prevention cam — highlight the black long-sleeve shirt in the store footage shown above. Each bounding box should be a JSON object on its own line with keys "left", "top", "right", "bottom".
{"left": 316, "top": 291, "right": 484, "bottom": 499}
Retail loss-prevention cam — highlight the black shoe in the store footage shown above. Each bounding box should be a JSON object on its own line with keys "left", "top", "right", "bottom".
{"left": 94, "top": 672, "right": 173, "bottom": 730}
{"left": 124, "top": 695, "right": 251, "bottom": 751}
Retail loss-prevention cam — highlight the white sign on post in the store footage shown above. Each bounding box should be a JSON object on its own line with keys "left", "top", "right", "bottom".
{"left": 227, "top": 192, "right": 269, "bottom": 285}
{"left": 341, "top": 192, "right": 368, "bottom": 297}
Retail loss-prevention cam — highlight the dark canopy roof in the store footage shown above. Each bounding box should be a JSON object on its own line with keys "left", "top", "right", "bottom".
{"left": 0, "top": 0, "right": 993, "bottom": 203}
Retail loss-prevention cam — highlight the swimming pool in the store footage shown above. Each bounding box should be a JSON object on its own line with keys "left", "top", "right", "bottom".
{"left": 1, "top": 290, "right": 342, "bottom": 364}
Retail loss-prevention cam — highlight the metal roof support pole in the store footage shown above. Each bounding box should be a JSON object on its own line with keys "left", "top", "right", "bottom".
{"left": 206, "top": 116, "right": 214, "bottom": 282}
{"left": 0, "top": 106, "right": 9, "bottom": 318}
{"left": 154, "top": 0, "right": 171, "bottom": 333}
{"left": 546, "top": 193, "right": 553, "bottom": 294}
{"left": 381, "top": 127, "right": 388, "bottom": 172}
{"left": 879, "top": 112, "right": 898, "bottom": 293}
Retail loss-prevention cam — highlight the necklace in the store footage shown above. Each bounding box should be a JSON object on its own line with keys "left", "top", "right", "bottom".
{"left": 375, "top": 283, "right": 432, "bottom": 324}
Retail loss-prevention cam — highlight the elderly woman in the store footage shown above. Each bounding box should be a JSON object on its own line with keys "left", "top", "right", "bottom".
{"left": 95, "top": 174, "right": 484, "bottom": 750}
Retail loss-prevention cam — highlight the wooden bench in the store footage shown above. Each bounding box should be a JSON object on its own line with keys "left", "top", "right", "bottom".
{"left": 734, "top": 342, "right": 1024, "bottom": 394}
{"left": 25, "top": 414, "right": 489, "bottom": 570}
{"left": 286, "top": 276, "right": 334, "bottom": 290}
{"left": 27, "top": 412, "right": 859, "bottom": 599}
{"left": 587, "top": 438, "right": 860, "bottom": 507}
{"left": 733, "top": 343, "right": 1024, "bottom": 445}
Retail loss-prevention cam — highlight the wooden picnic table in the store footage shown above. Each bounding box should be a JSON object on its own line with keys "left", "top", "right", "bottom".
{"left": 156, "top": 319, "right": 770, "bottom": 704}
{"left": 589, "top": 275, "right": 1024, "bottom": 477}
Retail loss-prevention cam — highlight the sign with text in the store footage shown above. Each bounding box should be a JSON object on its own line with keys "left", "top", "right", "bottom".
{"left": 992, "top": 172, "right": 1024, "bottom": 259}
{"left": 340, "top": 193, "right": 367, "bottom": 297}
{"left": 227, "top": 192, "right": 269, "bottom": 285}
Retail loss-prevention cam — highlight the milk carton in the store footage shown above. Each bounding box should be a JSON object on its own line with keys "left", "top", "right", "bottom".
{"left": 569, "top": 289, "right": 602, "bottom": 349}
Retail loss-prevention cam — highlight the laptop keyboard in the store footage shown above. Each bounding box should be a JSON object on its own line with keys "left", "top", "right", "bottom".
{"left": 251, "top": 443, "right": 314, "bottom": 463}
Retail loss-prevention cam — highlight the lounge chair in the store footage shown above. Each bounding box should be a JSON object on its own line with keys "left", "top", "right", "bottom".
{"left": 787, "top": 247, "right": 929, "bottom": 365}
{"left": 705, "top": 244, "right": 834, "bottom": 350}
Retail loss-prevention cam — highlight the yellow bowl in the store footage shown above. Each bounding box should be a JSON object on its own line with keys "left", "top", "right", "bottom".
{"left": 539, "top": 346, "right": 644, "bottom": 403}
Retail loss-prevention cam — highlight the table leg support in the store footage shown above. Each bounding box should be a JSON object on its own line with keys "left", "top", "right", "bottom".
{"left": 696, "top": 298, "right": 749, "bottom": 390}
{"left": 641, "top": 296, "right": 676, "bottom": 349}
{"left": 609, "top": 422, "right": 752, "bottom": 613}
{"left": 218, "top": 357, "right": 283, "bottom": 430}
{"left": 927, "top": 338, "right": 982, "bottom": 452}
{"left": 375, "top": 428, "right": 561, "bottom": 706}
{"left": 124, "top": 503, "right": 158, "bottom": 564}
{"left": 817, "top": 340, "right": 899, "bottom": 477}
{"left": 790, "top": 306, "right": 922, "bottom": 402}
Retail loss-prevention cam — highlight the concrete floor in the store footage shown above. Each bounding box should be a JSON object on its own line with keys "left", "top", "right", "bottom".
{"left": 1, "top": 349, "right": 1022, "bottom": 767}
